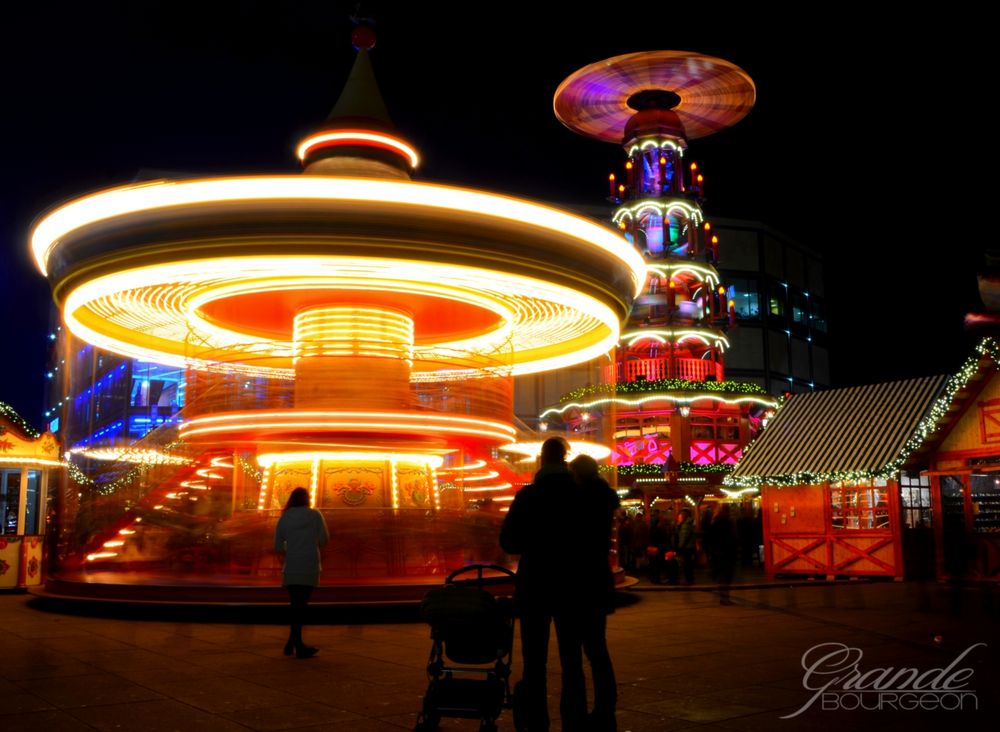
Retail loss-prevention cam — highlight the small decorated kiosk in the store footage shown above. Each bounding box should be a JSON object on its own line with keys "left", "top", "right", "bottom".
{"left": 0, "top": 402, "right": 61, "bottom": 589}
{"left": 726, "top": 376, "right": 948, "bottom": 579}
{"left": 921, "top": 339, "right": 1000, "bottom": 582}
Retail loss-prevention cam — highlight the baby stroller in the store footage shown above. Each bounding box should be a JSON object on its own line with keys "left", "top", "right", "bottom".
{"left": 415, "top": 564, "right": 517, "bottom": 732}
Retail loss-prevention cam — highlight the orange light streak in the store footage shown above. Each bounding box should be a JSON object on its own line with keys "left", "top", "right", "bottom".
{"left": 439, "top": 459, "right": 488, "bottom": 472}
{"left": 32, "top": 177, "right": 645, "bottom": 293}
{"left": 86, "top": 552, "right": 118, "bottom": 561}
{"left": 296, "top": 130, "right": 420, "bottom": 168}
{"left": 181, "top": 410, "right": 517, "bottom": 444}
{"left": 455, "top": 471, "right": 500, "bottom": 482}
{"left": 462, "top": 484, "right": 514, "bottom": 493}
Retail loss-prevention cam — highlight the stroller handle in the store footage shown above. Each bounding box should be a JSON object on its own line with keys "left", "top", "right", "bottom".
{"left": 446, "top": 563, "right": 516, "bottom": 586}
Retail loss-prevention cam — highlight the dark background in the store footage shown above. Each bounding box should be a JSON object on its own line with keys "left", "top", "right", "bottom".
{"left": 1, "top": 2, "right": 991, "bottom": 425}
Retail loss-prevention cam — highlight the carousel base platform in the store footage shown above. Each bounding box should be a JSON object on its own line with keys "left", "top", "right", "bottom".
{"left": 32, "top": 567, "right": 628, "bottom": 607}
{"left": 32, "top": 573, "right": 513, "bottom": 607}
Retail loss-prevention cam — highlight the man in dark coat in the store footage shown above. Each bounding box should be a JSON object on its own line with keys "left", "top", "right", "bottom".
{"left": 500, "top": 438, "right": 619, "bottom": 732}
{"left": 676, "top": 507, "right": 696, "bottom": 584}
{"left": 568, "top": 454, "right": 621, "bottom": 732}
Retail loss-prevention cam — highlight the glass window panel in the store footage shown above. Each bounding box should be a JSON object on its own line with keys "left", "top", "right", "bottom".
{"left": 23, "top": 470, "right": 40, "bottom": 534}
{"left": 809, "top": 298, "right": 827, "bottom": 332}
{"left": 728, "top": 278, "right": 760, "bottom": 320}
{"left": 791, "top": 290, "right": 808, "bottom": 324}
{"left": 970, "top": 473, "right": 1000, "bottom": 533}
{"left": 769, "top": 286, "right": 785, "bottom": 316}
{"left": 1, "top": 470, "right": 22, "bottom": 535}
{"left": 830, "top": 486, "right": 889, "bottom": 530}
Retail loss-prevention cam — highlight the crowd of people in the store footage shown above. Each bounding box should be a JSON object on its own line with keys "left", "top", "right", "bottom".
{"left": 618, "top": 501, "right": 763, "bottom": 596}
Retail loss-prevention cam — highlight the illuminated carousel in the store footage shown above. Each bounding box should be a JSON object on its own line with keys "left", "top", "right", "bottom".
{"left": 33, "top": 31, "right": 643, "bottom": 602}
{"left": 542, "top": 52, "right": 777, "bottom": 500}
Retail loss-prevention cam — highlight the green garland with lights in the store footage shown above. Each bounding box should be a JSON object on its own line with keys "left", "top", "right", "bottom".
{"left": 680, "top": 462, "right": 733, "bottom": 474}
{"left": 560, "top": 378, "right": 771, "bottom": 403}
{"left": 614, "top": 464, "right": 663, "bottom": 475}
{"left": 606, "top": 462, "right": 734, "bottom": 476}
{"left": 67, "top": 439, "right": 189, "bottom": 497}
{"left": 0, "top": 402, "right": 42, "bottom": 438}
{"left": 724, "top": 338, "right": 1000, "bottom": 489}
{"left": 67, "top": 461, "right": 146, "bottom": 496}
{"left": 238, "top": 455, "right": 263, "bottom": 483}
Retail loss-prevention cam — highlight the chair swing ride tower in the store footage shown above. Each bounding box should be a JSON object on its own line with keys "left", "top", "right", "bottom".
{"left": 543, "top": 51, "right": 778, "bottom": 497}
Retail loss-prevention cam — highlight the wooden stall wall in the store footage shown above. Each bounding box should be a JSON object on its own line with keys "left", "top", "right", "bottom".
{"left": 763, "top": 482, "right": 902, "bottom": 579}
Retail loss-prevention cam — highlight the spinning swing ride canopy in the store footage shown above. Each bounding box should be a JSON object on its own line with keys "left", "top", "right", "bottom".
{"left": 553, "top": 50, "right": 756, "bottom": 143}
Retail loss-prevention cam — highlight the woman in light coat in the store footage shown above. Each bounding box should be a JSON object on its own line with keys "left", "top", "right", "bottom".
{"left": 273, "top": 487, "right": 329, "bottom": 658}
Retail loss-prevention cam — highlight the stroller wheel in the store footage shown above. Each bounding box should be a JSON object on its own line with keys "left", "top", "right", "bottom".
{"left": 479, "top": 722, "right": 498, "bottom": 732}
{"left": 414, "top": 714, "right": 440, "bottom": 732}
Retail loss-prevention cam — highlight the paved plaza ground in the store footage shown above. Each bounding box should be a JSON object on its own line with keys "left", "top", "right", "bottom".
{"left": 2, "top": 573, "right": 998, "bottom": 732}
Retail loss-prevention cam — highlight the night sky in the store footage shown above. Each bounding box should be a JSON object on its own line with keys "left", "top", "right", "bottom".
{"left": 1, "top": 3, "right": 990, "bottom": 426}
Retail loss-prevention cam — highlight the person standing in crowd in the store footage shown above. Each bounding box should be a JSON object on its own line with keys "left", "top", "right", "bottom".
{"left": 273, "top": 487, "right": 329, "bottom": 659}
{"left": 676, "top": 507, "right": 696, "bottom": 584}
{"left": 500, "top": 437, "right": 619, "bottom": 731}
{"left": 568, "top": 453, "right": 620, "bottom": 732}
{"left": 617, "top": 512, "right": 634, "bottom": 571}
{"left": 708, "top": 502, "right": 738, "bottom": 604}
{"left": 648, "top": 509, "right": 671, "bottom": 584}
{"left": 630, "top": 510, "right": 649, "bottom": 576}
{"left": 737, "top": 507, "right": 756, "bottom": 568}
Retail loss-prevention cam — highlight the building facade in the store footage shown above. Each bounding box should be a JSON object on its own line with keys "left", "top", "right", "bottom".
{"left": 714, "top": 217, "right": 829, "bottom": 396}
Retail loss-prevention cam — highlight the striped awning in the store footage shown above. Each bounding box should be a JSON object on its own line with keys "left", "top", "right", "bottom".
{"left": 729, "top": 375, "right": 949, "bottom": 485}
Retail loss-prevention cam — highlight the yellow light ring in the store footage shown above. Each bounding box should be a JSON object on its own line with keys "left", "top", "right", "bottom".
{"left": 194, "top": 468, "right": 225, "bottom": 480}
{"left": 646, "top": 262, "right": 720, "bottom": 285}
{"left": 0, "top": 457, "right": 65, "bottom": 467}
{"left": 498, "top": 441, "right": 612, "bottom": 460}
{"left": 453, "top": 471, "right": 501, "bottom": 482}
{"left": 623, "top": 328, "right": 730, "bottom": 350}
{"left": 184, "top": 275, "right": 515, "bottom": 364}
{"left": 627, "top": 140, "right": 686, "bottom": 156}
{"left": 256, "top": 450, "right": 445, "bottom": 468}
{"left": 613, "top": 198, "right": 703, "bottom": 225}
{"left": 67, "top": 447, "right": 191, "bottom": 465}
{"left": 86, "top": 552, "right": 119, "bottom": 561}
{"left": 33, "top": 176, "right": 645, "bottom": 299}
{"left": 179, "top": 409, "right": 517, "bottom": 444}
{"left": 439, "top": 459, "right": 488, "bottom": 472}
{"left": 293, "top": 305, "right": 415, "bottom": 363}
{"left": 463, "top": 484, "right": 514, "bottom": 493}
{"left": 296, "top": 130, "right": 420, "bottom": 168}
{"left": 62, "top": 256, "right": 620, "bottom": 377}
{"left": 540, "top": 393, "right": 779, "bottom": 418}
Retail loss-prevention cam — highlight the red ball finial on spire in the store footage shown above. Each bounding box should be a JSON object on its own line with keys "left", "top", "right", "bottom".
{"left": 352, "top": 25, "right": 376, "bottom": 51}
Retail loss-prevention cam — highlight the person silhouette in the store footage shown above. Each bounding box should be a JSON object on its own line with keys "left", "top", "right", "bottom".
{"left": 500, "top": 438, "right": 620, "bottom": 731}
{"left": 273, "top": 487, "right": 329, "bottom": 658}
{"left": 568, "top": 453, "right": 621, "bottom": 731}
